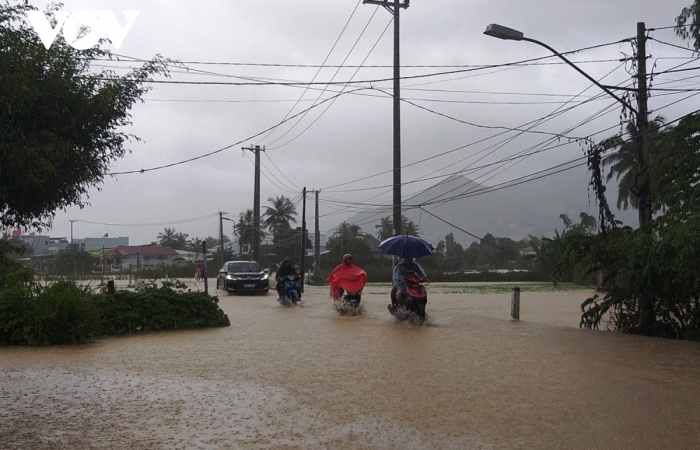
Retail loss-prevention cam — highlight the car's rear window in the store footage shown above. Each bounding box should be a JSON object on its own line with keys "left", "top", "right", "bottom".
{"left": 227, "top": 262, "right": 262, "bottom": 273}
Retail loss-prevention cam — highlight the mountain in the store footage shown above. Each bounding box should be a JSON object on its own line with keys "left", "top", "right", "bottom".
{"left": 342, "top": 167, "right": 638, "bottom": 246}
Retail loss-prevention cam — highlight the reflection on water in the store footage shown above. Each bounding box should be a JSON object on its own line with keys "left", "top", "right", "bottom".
{"left": 1, "top": 285, "right": 700, "bottom": 449}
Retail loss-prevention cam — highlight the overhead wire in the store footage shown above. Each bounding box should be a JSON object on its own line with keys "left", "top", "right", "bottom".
{"left": 256, "top": 0, "right": 363, "bottom": 144}
{"left": 649, "top": 37, "right": 698, "bottom": 53}
{"left": 75, "top": 214, "right": 217, "bottom": 227}
{"left": 264, "top": 152, "right": 302, "bottom": 191}
{"left": 265, "top": 6, "right": 385, "bottom": 148}
{"left": 107, "top": 86, "right": 370, "bottom": 175}
{"left": 89, "top": 39, "right": 632, "bottom": 88}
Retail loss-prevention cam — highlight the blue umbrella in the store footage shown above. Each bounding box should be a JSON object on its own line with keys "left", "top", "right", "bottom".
{"left": 378, "top": 235, "right": 434, "bottom": 259}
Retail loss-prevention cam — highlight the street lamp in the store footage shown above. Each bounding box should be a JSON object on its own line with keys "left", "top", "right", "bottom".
{"left": 483, "top": 24, "right": 637, "bottom": 114}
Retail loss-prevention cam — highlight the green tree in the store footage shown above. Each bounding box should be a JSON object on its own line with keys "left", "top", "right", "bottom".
{"left": 571, "top": 111, "right": 700, "bottom": 340}
{"left": 560, "top": 212, "right": 597, "bottom": 236}
{"left": 186, "top": 237, "right": 202, "bottom": 253}
{"left": 236, "top": 209, "right": 265, "bottom": 258}
{"left": 263, "top": 196, "right": 297, "bottom": 233}
{"left": 0, "top": 2, "right": 171, "bottom": 229}
{"left": 173, "top": 232, "right": 189, "bottom": 251}
{"left": 676, "top": 0, "right": 700, "bottom": 50}
{"left": 601, "top": 117, "right": 668, "bottom": 210}
{"left": 375, "top": 216, "right": 420, "bottom": 241}
{"left": 157, "top": 227, "right": 177, "bottom": 248}
{"left": 444, "top": 233, "right": 465, "bottom": 259}
{"left": 50, "top": 250, "right": 98, "bottom": 276}
{"left": 327, "top": 221, "right": 372, "bottom": 263}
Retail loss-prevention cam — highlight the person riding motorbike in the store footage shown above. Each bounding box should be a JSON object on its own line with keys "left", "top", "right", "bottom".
{"left": 275, "top": 257, "right": 300, "bottom": 300}
{"left": 327, "top": 254, "right": 367, "bottom": 302}
{"left": 391, "top": 257, "right": 429, "bottom": 309}
{"left": 390, "top": 257, "right": 426, "bottom": 306}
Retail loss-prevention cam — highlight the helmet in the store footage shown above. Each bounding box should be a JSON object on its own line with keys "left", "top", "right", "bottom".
{"left": 342, "top": 254, "right": 353, "bottom": 261}
{"left": 283, "top": 257, "right": 293, "bottom": 263}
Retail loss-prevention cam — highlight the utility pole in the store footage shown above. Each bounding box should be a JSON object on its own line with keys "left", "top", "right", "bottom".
{"left": 242, "top": 144, "right": 265, "bottom": 262}
{"left": 635, "top": 22, "right": 653, "bottom": 333}
{"left": 364, "top": 0, "right": 409, "bottom": 235}
{"left": 202, "top": 241, "right": 208, "bottom": 295}
{"left": 69, "top": 220, "right": 77, "bottom": 244}
{"left": 314, "top": 190, "right": 320, "bottom": 275}
{"left": 218, "top": 211, "right": 226, "bottom": 268}
{"left": 635, "top": 22, "right": 651, "bottom": 228}
{"left": 300, "top": 187, "right": 307, "bottom": 292}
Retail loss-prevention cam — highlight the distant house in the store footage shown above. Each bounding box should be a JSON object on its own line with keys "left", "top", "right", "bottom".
{"left": 84, "top": 236, "right": 129, "bottom": 251}
{"left": 17, "top": 235, "right": 51, "bottom": 255}
{"left": 518, "top": 247, "right": 536, "bottom": 257}
{"left": 106, "top": 245, "right": 179, "bottom": 270}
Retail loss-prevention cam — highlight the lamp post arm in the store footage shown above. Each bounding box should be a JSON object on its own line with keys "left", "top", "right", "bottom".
{"left": 521, "top": 37, "right": 638, "bottom": 115}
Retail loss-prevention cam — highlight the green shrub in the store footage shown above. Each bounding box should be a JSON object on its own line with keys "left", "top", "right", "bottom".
{"left": 94, "top": 280, "right": 230, "bottom": 335}
{"left": 0, "top": 274, "right": 230, "bottom": 345}
{"left": 0, "top": 281, "right": 100, "bottom": 346}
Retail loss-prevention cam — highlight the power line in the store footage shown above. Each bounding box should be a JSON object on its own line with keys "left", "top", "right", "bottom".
{"left": 107, "top": 87, "right": 369, "bottom": 175}
{"left": 75, "top": 214, "right": 217, "bottom": 227}
{"left": 89, "top": 39, "right": 631, "bottom": 89}
{"left": 318, "top": 62, "right": 627, "bottom": 195}
{"left": 241, "top": 151, "right": 299, "bottom": 194}
{"left": 90, "top": 57, "right": 624, "bottom": 69}
{"left": 256, "top": 0, "right": 363, "bottom": 144}
{"left": 649, "top": 37, "right": 698, "bottom": 53}
{"left": 264, "top": 152, "right": 302, "bottom": 191}
{"left": 265, "top": 6, "right": 385, "bottom": 148}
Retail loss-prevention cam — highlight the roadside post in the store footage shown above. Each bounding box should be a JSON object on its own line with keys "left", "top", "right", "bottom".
{"left": 202, "top": 241, "right": 208, "bottom": 295}
{"left": 511, "top": 287, "right": 520, "bottom": 320}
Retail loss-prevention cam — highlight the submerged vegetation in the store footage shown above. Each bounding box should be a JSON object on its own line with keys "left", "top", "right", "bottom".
{"left": 0, "top": 247, "right": 230, "bottom": 346}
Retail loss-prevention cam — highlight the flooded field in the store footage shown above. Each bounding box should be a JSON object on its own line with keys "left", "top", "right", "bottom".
{"left": 2, "top": 283, "right": 700, "bottom": 449}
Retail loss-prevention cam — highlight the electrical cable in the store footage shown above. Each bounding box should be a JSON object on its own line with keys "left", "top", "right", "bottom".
{"left": 649, "top": 37, "right": 698, "bottom": 53}
{"left": 255, "top": 0, "right": 363, "bottom": 144}
{"left": 264, "top": 153, "right": 302, "bottom": 191}
{"left": 107, "top": 87, "right": 370, "bottom": 175}
{"left": 88, "top": 39, "right": 632, "bottom": 88}
{"left": 265, "top": 7, "right": 385, "bottom": 148}
{"left": 76, "top": 214, "right": 217, "bottom": 227}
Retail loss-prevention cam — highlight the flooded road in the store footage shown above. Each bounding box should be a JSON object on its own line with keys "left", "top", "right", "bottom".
{"left": 2, "top": 283, "right": 700, "bottom": 449}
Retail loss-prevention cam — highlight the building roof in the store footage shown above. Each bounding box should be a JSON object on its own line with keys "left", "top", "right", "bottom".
{"left": 109, "top": 245, "right": 178, "bottom": 257}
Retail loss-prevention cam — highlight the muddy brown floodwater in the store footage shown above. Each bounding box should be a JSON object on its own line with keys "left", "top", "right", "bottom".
{"left": 2, "top": 282, "right": 700, "bottom": 449}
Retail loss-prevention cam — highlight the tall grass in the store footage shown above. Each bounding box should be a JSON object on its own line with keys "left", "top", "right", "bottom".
{"left": 0, "top": 281, "right": 100, "bottom": 345}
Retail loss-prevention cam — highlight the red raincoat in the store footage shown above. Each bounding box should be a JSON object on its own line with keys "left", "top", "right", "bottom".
{"left": 326, "top": 263, "right": 367, "bottom": 301}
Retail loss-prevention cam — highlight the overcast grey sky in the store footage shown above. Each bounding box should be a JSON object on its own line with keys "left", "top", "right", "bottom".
{"left": 31, "top": 0, "right": 697, "bottom": 245}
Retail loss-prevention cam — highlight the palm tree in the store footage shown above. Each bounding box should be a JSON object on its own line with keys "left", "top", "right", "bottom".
{"left": 375, "top": 216, "right": 420, "bottom": 241}
{"left": 335, "top": 221, "right": 364, "bottom": 239}
{"left": 157, "top": 227, "right": 177, "bottom": 247}
{"left": 237, "top": 209, "right": 266, "bottom": 259}
{"left": 174, "top": 232, "right": 189, "bottom": 251}
{"left": 263, "top": 196, "right": 297, "bottom": 233}
{"left": 187, "top": 237, "right": 202, "bottom": 259}
{"left": 186, "top": 237, "right": 202, "bottom": 252}
{"left": 602, "top": 116, "right": 667, "bottom": 210}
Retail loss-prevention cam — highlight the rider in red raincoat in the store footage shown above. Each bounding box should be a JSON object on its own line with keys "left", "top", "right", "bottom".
{"left": 326, "top": 254, "right": 367, "bottom": 301}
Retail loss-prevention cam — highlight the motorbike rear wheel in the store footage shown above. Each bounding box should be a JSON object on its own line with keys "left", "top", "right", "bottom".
{"left": 290, "top": 292, "right": 300, "bottom": 305}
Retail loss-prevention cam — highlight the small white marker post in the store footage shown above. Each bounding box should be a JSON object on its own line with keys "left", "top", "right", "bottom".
{"left": 511, "top": 286, "right": 520, "bottom": 320}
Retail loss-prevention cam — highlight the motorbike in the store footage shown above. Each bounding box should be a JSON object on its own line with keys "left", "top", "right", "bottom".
{"left": 335, "top": 289, "right": 363, "bottom": 315}
{"left": 388, "top": 275, "right": 428, "bottom": 323}
{"left": 277, "top": 274, "right": 301, "bottom": 307}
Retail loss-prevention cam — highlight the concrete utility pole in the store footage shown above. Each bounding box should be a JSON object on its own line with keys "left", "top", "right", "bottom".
{"left": 364, "top": 0, "right": 409, "bottom": 235}
{"left": 69, "top": 220, "right": 77, "bottom": 244}
{"left": 218, "top": 211, "right": 226, "bottom": 268}
{"left": 635, "top": 22, "right": 651, "bottom": 228}
{"left": 300, "top": 187, "right": 307, "bottom": 292}
{"left": 202, "top": 241, "right": 208, "bottom": 295}
{"left": 314, "top": 190, "right": 320, "bottom": 275}
{"left": 635, "top": 22, "right": 654, "bottom": 333}
{"left": 242, "top": 145, "right": 265, "bottom": 262}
